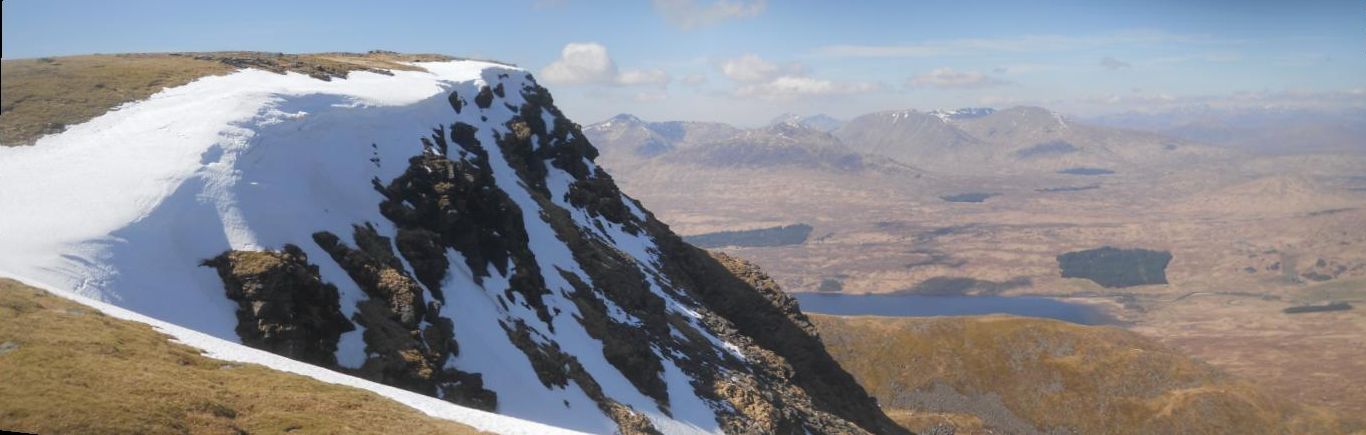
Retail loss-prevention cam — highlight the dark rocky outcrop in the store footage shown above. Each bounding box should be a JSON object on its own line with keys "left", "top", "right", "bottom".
{"left": 200, "top": 245, "right": 353, "bottom": 367}
{"left": 374, "top": 144, "right": 553, "bottom": 325}
{"left": 1058, "top": 246, "right": 1172, "bottom": 288}
{"left": 504, "top": 319, "right": 662, "bottom": 434}
{"left": 654, "top": 243, "right": 907, "bottom": 434}
{"left": 312, "top": 225, "right": 496, "bottom": 411}
{"left": 313, "top": 225, "right": 425, "bottom": 327}
{"left": 474, "top": 86, "right": 494, "bottom": 109}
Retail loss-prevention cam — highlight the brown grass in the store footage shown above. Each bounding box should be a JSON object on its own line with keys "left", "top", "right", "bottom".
{"left": 0, "top": 278, "right": 482, "bottom": 434}
{"left": 810, "top": 314, "right": 1358, "bottom": 434}
{"left": 0, "top": 51, "right": 462, "bottom": 146}
{"left": 1, "top": 53, "right": 233, "bottom": 146}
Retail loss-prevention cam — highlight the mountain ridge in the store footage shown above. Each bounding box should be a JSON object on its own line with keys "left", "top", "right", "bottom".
{"left": 0, "top": 54, "right": 901, "bottom": 434}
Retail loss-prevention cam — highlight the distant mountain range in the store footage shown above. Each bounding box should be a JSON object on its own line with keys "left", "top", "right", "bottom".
{"left": 584, "top": 112, "right": 917, "bottom": 174}
{"left": 1088, "top": 107, "right": 1366, "bottom": 155}
{"left": 768, "top": 113, "right": 845, "bottom": 132}
{"left": 588, "top": 106, "right": 1228, "bottom": 176}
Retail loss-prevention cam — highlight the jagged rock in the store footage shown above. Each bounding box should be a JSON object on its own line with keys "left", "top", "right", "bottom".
{"left": 374, "top": 150, "right": 553, "bottom": 325}
{"left": 448, "top": 90, "right": 464, "bottom": 114}
{"left": 313, "top": 225, "right": 425, "bottom": 327}
{"left": 474, "top": 85, "right": 494, "bottom": 109}
{"left": 395, "top": 228, "right": 449, "bottom": 301}
{"left": 200, "top": 245, "right": 353, "bottom": 367}
{"left": 351, "top": 299, "right": 440, "bottom": 391}
{"left": 566, "top": 168, "right": 644, "bottom": 234}
{"left": 504, "top": 319, "right": 662, "bottom": 435}
{"left": 561, "top": 271, "right": 669, "bottom": 409}
{"left": 652, "top": 232, "right": 906, "bottom": 434}
{"left": 710, "top": 252, "right": 819, "bottom": 337}
{"left": 311, "top": 226, "right": 497, "bottom": 410}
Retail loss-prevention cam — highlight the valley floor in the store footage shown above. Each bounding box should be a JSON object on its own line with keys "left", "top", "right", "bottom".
{"left": 609, "top": 152, "right": 1366, "bottom": 421}
{"left": 811, "top": 313, "right": 1357, "bottom": 434}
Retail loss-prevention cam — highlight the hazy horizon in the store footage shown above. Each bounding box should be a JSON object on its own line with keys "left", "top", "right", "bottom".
{"left": 4, "top": 0, "right": 1363, "bottom": 126}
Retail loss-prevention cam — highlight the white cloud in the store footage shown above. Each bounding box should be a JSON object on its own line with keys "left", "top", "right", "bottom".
{"left": 652, "top": 0, "right": 766, "bottom": 30}
{"left": 715, "top": 54, "right": 874, "bottom": 99}
{"left": 1099, "top": 56, "right": 1132, "bottom": 70}
{"left": 540, "top": 42, "right": 670, "bottom": 87}
{"left": 541, "top": 43, "right": 617, "bottom": 84}
{"left": 618, "top": 69, "right": 671, "bottom": 86}
{"left": 720, "top": 54, "right": 783, "bottom": 82}
{"left": 908, "top": 68, "right": 1009, "bottom": 89}
{"left": 815, "top": 30, "right": 1221, "bottom": 58}
{"left": 734, "top": 76, "right": 880, "bottom": 100}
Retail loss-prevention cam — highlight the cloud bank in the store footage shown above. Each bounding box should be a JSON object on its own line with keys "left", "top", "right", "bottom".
{"left": 540, "top": 43, "right": 670, "bottom": 87}
{"left": 909, "top": 68, "right": 1009, "bottom": 89}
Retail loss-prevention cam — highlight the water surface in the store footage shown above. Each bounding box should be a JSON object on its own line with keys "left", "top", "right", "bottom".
{"left": 795, "top": 293, "right": 1113, "bottom": 325}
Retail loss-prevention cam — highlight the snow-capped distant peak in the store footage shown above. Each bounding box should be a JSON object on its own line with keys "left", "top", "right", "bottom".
{"left": 768, "top": 112, "right": 802, "bottom": 125}
{"left": 588, "top": 113, "right": 645, "bottom": 130}
{"left": 767, "top": 113, "right": 844, "bottom": 132}
{"left": 1052, "top": 110, "right": 1069, "bottom": 129}
{"left": 930, "top": 107, "right": 996, "bottom": 122}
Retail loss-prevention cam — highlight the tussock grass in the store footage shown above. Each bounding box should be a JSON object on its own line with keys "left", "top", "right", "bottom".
{"left": 1, "top": 53, "right": 233, "bottom": 146}
{"left": 0, "top": 51, "right": 461, "bottom": 146}
{"left": 0, "top": 278, "right": 481, "bottom": 434}
{"left": 811, "top": 314, "right": 1357, "bottom": 434}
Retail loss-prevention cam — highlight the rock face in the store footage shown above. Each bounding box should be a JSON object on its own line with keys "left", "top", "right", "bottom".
{"left": 1057, "top": 246, "right": 1172, "bottom": 288}
{"left": 203, "top": 240, "right": 497, "bottom": 411}
{"left": 311, "top": 225, "right": 497, "bottom": 410}
{"left": 188, "top": 65, "right": 902, "bottom": 433}
{"left": 200, "top": 245, "right": 353, "bottom": 367}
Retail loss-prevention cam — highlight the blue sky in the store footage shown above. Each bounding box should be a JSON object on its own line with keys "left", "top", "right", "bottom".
{"left": 5, "top": 0, "right": 1364, "bottom": 125}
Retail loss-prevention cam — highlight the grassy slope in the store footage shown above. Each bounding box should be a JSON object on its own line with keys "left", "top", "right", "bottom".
{"left": 810, "top": 314, "right": 1356, "bottom": 435}
{"left": 0, "top": 278, "right": 481, "bottom": 434}
{"left": 0, "top": 51, "right": 457, "bottom": 146}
